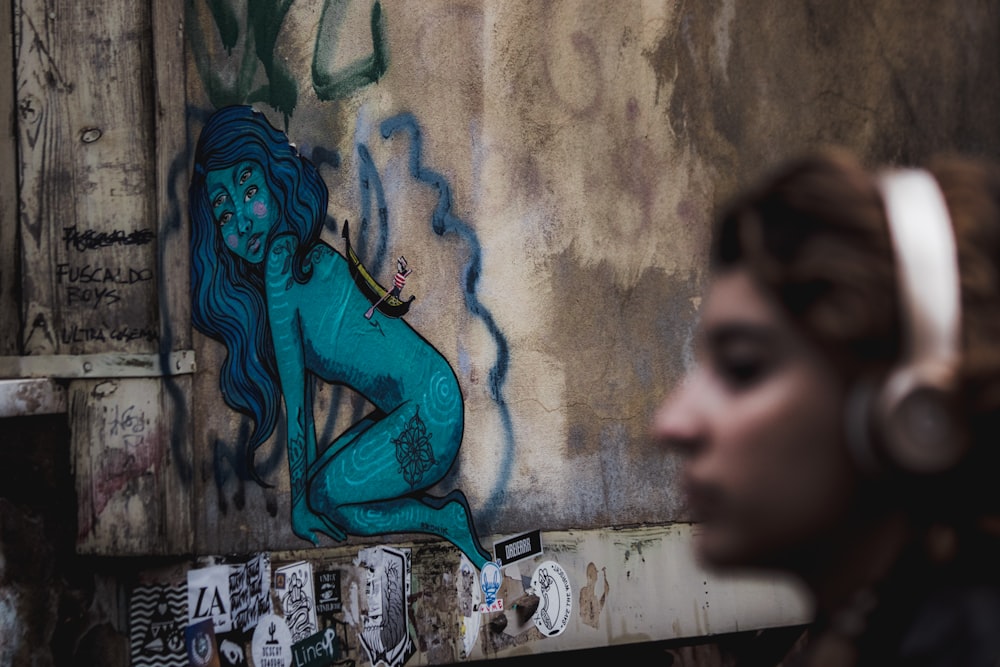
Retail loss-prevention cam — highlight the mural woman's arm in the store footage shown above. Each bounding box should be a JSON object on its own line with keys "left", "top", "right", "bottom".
{"left": 266, "top": 235, "right": 346, "bottom": 543}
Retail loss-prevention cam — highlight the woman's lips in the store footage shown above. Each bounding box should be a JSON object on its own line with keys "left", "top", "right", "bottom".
{"left": 248, "top": 233, "right": 262, "bottom": 254}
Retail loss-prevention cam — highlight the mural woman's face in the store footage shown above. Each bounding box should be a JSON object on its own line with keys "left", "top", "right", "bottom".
{"left": 205, "top": 160, "right": 279, "bottom": 264}
{"left": 653, "top": 269, "right": 859, "bottom": 571}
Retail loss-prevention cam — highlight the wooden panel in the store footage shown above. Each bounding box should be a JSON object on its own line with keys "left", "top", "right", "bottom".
{"left": 152, "top": 0, "right": 191, "bottom": 350}
{"left": 0, "top": 0, "right": 19, "bottom": 354}
{"left": 71, "top": 376, "right": 193, "bottom": 555}
{"left": 15, "top": 0, "right": 158, "bottom": 356}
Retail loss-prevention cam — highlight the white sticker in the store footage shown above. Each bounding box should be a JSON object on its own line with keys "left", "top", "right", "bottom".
{"left": 458, "top": 555, "right": 482, "bottom": 658}
{"left": 229, "top": 553, "right": 272, "bottom": 633}
{"left": 355, "top": 546, "right": 414, "bottom": 667}
{"left": 188, "top": 564, "right": 233, "bottom": 634}
{"left": 530, "top": 561, "right": 572, "bottom": 637}
{"left": 273, "top": 561, "right": 318, "bottom": 643}
{"left": 251, "top": 613, "right": 292, "bottom": 667}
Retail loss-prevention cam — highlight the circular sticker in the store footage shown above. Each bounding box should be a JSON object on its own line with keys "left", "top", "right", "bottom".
{"left": 530, "top": 561, "right": 572, "bottom": 637}
{"left": 252, "top": 613, "right": 293, "bottom": 667}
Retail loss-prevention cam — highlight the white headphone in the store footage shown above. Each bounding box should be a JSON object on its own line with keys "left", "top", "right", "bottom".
{"left": 846, "top": 168, "right": 966, "bottom": 475}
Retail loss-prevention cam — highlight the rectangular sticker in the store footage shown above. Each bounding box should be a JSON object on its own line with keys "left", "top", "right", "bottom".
{"left": 315, "top": 568, "right": 343, "bottom": 616}
{"left": 493, "top": 530, "right": 543, "bottom": 567}
{"left": 129, "top": 583, "right": 187, "bottom": 667}
{"left": 188, "top": 564, "right": 233, "bottom": 634}
{"left": 291, "top": 627, "right": 341, "bottom": 667}
{"left": 229, "top": 553, "right": 272, "bottom": 633}
{"left": 273, "top": 561, "right": 319, "bottom": 644}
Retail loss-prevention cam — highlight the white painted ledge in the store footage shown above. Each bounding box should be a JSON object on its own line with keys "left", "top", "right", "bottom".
{"left": 269, "top": 523, "right": 814, "bottom": 662}
{"left": 0, "top": 350, "right": 195, "bottom": 379}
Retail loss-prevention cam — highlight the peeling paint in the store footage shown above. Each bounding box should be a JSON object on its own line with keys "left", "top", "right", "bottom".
{"left": 578, "top": 562, "right": 609, "bottom": 629}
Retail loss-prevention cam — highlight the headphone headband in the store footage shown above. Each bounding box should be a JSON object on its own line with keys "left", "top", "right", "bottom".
{"left": 878, "top": 169, "right": 962, "bottom": 378}
{"left": 872, "top": 168, "right": 963, "bottom": 473}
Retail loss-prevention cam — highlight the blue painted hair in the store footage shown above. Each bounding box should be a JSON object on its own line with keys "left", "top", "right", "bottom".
{"left": 190, "top": 105, "right": 327, "bottom": 483}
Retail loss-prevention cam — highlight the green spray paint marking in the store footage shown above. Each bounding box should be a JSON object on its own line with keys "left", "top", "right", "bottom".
{"left": 189, "top": 0, "right": 390, "bottom": 121}
{"left": 312, "top": 0, "right": 389, "bottom": 101}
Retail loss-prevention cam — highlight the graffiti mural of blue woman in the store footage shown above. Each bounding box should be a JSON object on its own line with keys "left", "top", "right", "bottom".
{"left": 190, "top": 105, "right": 492, "bottom": 569}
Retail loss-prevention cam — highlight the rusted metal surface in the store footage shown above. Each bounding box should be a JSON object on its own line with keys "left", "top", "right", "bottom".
{"left": 0, "top": 378, "right": 66, "bottom": 417}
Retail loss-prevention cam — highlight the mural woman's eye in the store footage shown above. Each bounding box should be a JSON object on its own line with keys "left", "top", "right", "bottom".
{"left": 218, "top": 211, "right": 233, "bottom": 227}
{"left": 245, "top": 185, "right": 258, "bottom": 202}
{"left": 212, "top": 194, "right": 227, "bottom": 209}
{"left": 239, "top": 169, "right": 252, "bottom": 185}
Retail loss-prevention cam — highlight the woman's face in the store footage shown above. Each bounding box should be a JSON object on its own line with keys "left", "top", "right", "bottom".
{"left": 205, "top": 160, "right": 279, "bottom": 264}
{"left": 653, "top": 269, "right": 860, "bottom": 571}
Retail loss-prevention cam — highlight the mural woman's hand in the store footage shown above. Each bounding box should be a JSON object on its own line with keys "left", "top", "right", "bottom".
{"left": 291, "top": 499, "right": 346, "bottom": 544}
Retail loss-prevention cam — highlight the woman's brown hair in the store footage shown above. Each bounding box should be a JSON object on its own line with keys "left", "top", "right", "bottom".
{"left": 712, "top": 148, "right": 1000, "bottom": 516}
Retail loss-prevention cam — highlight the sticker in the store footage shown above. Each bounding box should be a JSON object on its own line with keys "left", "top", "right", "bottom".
{"left": 129, "top": 583, "right": 187, "bottom": 667}
{"left": 315, "top": 568, "right": 342, "bottom": 616}
{"left": 356, "top": 546, "right": 414, "bottom": 667}
{"left": 188, "top": 564, "right": 233, "bottom": 634}
{"left": 479, "top": 561, "right": 503, "bottom": 613}
{"left": 229, "top": 553, "right": 271, "bottom": 634}
{"left": 252, "top": 613, "right": 293, "bottom": 667}
{"left": 273, "top": 561, "right": 319, "bottom": 643}
{"left": 530, "top": 561, "right": 572, "bottom": 637}
{"left": 457, "top": 555, "right": 482, "bottom": 658}
{"left": 217, "top": 635, "right": 248, "bottom": 666}
{"left": 290, "top": 627, "right": 340, "bottom": 667}
{"left": 493, "top": 530, "right": 543, "bottom": 567}
{"left": 185, "top": 619, "right": 221, "bottom": 667}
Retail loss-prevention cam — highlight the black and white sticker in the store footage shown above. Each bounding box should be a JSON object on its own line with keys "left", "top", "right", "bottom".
{"left": 530, "top": 561, "right": 572, "bottom": 637}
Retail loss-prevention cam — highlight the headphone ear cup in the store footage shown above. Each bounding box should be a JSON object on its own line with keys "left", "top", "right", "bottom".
{"left": 878, "top": 378, "right": 966, "bottom": 475}
{"left": 846, "top": 377, "right": 966, "bottom": 477}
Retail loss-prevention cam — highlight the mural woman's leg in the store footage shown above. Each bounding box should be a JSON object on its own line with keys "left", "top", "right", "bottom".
{"left": 308, "top": 395, "right": 491, "bottom": 568}
{"left": 337, "top": 492, "right": 491, "bottom": 570}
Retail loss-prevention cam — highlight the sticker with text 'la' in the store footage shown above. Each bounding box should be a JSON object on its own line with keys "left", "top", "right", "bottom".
{"left": 493, "top": 530, "right": 543, "bottom": 567}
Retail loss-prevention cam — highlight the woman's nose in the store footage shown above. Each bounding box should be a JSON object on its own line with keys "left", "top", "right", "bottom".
{"left": 652, "top": 373, "right": 707, "bottom": 457}
{"left": 237, "top": 209, "right": 252, "bottom": 234}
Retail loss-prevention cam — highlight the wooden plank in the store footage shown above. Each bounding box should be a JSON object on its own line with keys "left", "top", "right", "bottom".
{"left": 152, "top": 0, "right": 191, "bottom": 350}
{"left": 0, "top": 349, "right": 195, "bottom": 378}
{"left": 72, "top": 376, "right": 193, "bottom": 555}
{"left": 0, "top": 0, "right": 19, "bottom": 354}
{"left": 15, "top": 0, "right": 159, "bottom": 356}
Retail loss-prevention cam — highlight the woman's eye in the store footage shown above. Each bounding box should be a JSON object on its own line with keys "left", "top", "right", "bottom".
{"left": 212, "top": 194, "right": 226, "bottom": 208}
{"left": 722, "top": 360, "right": 765, "bottom": 387}
{"left": 715, "top": 351, "right": 771, "bottom": 389}
{"left": 239, "top": 169, "right": 251, "bottom": 185}
{"left": 218, "top": 211, "right": 233, "bottom": 227}
{"left": 245, "top": 185, "right": 258, "bottom": 201}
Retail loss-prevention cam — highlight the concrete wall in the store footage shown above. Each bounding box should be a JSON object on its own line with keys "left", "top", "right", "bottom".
{"left": 4, "top": 1, "right": 1000, "bottom": 665}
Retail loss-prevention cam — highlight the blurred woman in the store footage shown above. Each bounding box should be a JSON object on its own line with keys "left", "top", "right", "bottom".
{"left": 654, "top": 148, "right": 1000, "bottom": 665}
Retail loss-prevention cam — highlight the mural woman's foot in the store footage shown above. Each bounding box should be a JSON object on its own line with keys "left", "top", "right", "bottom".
{"left": 424, "top": 489, "right": 493, "bottom": 569}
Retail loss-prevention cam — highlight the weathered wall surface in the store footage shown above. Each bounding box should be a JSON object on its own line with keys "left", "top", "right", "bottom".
{"left": 184, "top": 0, "right": 1000, "bottom": 549}
{"left": 4, "top": 1, "right": 1000, "bottom": 665}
